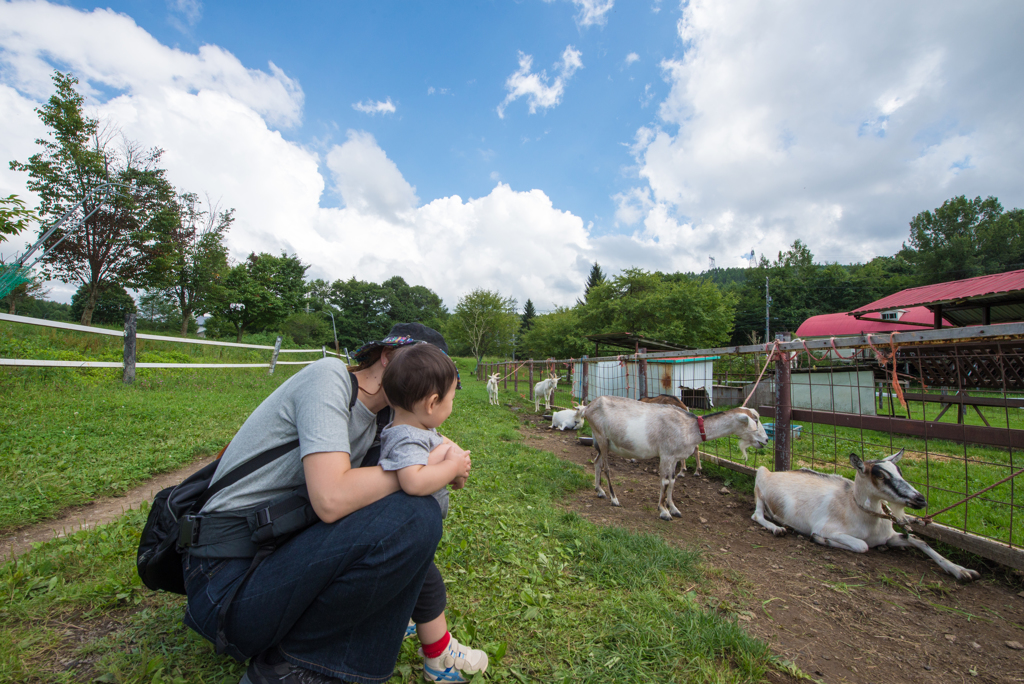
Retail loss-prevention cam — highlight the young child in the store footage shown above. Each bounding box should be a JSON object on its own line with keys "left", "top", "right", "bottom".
{"left": 379, "top": 343, "right": 488, "bottom": 683}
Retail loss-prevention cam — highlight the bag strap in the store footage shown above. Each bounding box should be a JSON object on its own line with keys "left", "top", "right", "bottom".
{"left": 195, "top": 371, "right": 361, "bottom": 513}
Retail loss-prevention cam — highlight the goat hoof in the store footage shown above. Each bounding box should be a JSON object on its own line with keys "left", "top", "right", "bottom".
{"left": 611, "top": 497, "right": 621, "bottom": 507}
{"left": 772, "top": 528, "right": 787, "bottom": 537}
{"left": 659, "top": 511, "right": 673, "bottom": 521}
{"left": 670, "top": 509, "right": 682, "bottom": 518}
{"left": 596, "top": 491, "right": 606, "bottom": 499}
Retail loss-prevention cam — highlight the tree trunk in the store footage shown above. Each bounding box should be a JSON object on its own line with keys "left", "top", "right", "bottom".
{"left": 180, "top": 307, "right": 191, "bottom": 337}
{"left": 80, "top": 282, "right": 99, "bottom": 326}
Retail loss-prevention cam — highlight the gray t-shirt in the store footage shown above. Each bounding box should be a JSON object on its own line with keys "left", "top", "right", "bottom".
{"left": 379, "top": 423, "right": 450, "bottom": 517}
{"left": 201, "top": 358, "right": 378, "bottom": 513}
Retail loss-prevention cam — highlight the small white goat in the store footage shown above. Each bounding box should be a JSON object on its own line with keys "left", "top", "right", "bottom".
{"left": 534, "top": 375, "right": 559, "bottom": 412}
{"left": 486, "top": 373, "right": 500, "bottom": 405}
{"left": 752, "top": 450, "right": 979, "bottom": 582}
{"left": 551, "top": 404, "right": 586, "bottom": 431}
{"left": 585, "top": 395, "right": 769, "bottom": 520}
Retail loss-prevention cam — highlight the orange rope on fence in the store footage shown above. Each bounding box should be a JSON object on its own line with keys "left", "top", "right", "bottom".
{"left": 829, "top": 336, "right": 858, "bottom": 360}
{"left": 742, "top": 341, "right": 779, "bottom": 408}
{"left": 800, "top": 338, "right": 830, "bottom": 362}
{"left": 867, "top": 333, "right": 907, "bottom": 410}
{"left": 495, "top": 362, "right": 528, "bottom": 382}
{"left": 919, "top": 467, "right": 1024, "bottom": 525}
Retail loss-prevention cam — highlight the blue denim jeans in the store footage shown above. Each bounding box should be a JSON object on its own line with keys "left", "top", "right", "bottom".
{"left": 182, "top": 492, "right": 442, "bottom": 684}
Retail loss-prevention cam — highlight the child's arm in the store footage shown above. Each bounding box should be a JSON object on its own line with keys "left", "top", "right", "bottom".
{"left": 396, "top": 449, "right": 471, "bottom": 496}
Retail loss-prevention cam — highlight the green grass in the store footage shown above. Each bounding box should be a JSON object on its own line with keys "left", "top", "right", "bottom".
{"left": 0, "top": 320, "right": 314, "bottom": 533}
{"left": 0, "top": 356, "right": 782, "bottom": 683}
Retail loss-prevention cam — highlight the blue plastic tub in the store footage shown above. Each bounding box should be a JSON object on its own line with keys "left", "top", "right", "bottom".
{"left": 763, "top": 422, "right": 802, "bottom": 440}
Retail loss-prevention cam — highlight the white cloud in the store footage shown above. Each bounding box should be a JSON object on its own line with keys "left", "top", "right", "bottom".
{"left": 0, "top": 2, "right": 302, "bottom": 128}
{"left": 326, "top": 130, "right": 417, "bottom": 219}
{"left": 625, "top": 52, "right": 640, "bottom": 67}
{"left": 623, "top": 0, "right": 1024, "bottom": 270}
{"left": 573, "top": 0, "right": 614, "bottom": 27}
{"left": 167, "top": 0, "right": 202, "bottom": 30}
{"left": 497, "top": 46, "right": 583, "bottom": 119}
{"left": 352, "top": 97, "right": 396, "bottom": 115}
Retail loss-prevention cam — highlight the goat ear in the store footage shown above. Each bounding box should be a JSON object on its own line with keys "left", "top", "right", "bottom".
{"left": 886, "top": 448, "right": 905, "bottom": 464}
{"left": 746, "top": 416, "right": 758, "bottom": 431}
{"left": 849, "top": 453, "right": 865, "bottom": 472}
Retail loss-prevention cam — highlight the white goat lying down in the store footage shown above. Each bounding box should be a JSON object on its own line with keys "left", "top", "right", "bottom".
{"left": 551, "top": 404, "right": 586, "bottom": 431}
{"left": 486, "top": 373, "right": 500, "bottom": 405}
{"left": 752, "top": 450, "right": 980, "bottom": 582}
{"left": 533, "top": 375, "right": 559, "bottom": 412}
{"left": 585, "top": 395, "right": 769, "bottom": 520}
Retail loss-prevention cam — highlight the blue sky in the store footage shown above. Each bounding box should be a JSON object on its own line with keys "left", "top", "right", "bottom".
{"left": 2, "top": 1, "right": 1023, "bottom": 309}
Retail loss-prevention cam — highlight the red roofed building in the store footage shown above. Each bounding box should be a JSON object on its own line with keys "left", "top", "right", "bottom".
{"left": 795, "top": 306, "right": 950, "bottom": 338}
{"left": 850, "top": 268, "right": 1024, "bottom": 328}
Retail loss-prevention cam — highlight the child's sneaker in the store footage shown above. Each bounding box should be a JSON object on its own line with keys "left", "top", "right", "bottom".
{"left": 404, "top": 619, "right": 417, "bottom": 640}
{"left": 420, "top": 636, "right": 488, "bottom": 683}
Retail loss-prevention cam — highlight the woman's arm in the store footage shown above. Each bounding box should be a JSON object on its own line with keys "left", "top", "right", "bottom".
{"left": 303, "top": 451, "right": 401, "bottom": 523}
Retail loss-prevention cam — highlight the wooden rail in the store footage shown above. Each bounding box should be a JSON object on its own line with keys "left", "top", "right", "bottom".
{"left": 758, "top": 405, "right": 1024, "bottom": 449}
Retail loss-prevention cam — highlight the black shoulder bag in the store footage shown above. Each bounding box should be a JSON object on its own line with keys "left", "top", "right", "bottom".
{"left": 136, "top": 372, "right": 361, "bottom": 595}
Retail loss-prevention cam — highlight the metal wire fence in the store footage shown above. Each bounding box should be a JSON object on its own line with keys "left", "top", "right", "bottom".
{"left": 479, "top": 323, "right": 1024, "bottom": 570}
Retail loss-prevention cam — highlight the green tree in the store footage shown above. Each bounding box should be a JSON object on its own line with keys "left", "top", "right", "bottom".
{"left": 445, "top": 288, "right": 519, "bottom": 367}
{"left": 0, "top": 194, "right": 37, "bottom": 237}
{"left": 577, "top": 262, "right": 607, "bottom": 306}
{"left": 309, "top": 275, "right": 447, "bottom": 350}
{"left": 579, "top": 268, "right": 735, "bottom": 348}
{"left": 207, "top": 252, "right": 308, "bottom": 341}
{"left": 70, "top": 282, "right": 136, "bottom": 325}
{"left": 9, "top": 72, "right": 175, "bottom": 325}
{"left": 146, "top": 192, "right": 232, "bottom": 335}
{"left": 904, "top": 195, "right": 1003, "bottom": 284}
{"left": 521, "top": 299, "right": 537, "bottom": 331}
{"left": 520, "top": 307, "right": 590, "bottom": 360}
{"left": 281, "top": 311, "right": 330, "bottom": 347}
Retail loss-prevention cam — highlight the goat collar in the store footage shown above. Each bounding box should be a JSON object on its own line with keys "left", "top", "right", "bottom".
{"left": 696, "top": 415, "right": 707, "bottom": 442}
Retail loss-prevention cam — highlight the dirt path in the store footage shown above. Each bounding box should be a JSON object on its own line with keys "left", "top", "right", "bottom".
{"left": 0, "top": 455, "right": 217, "bottom": 564}
{"left": 520, "top": 413, "right": 1024, "bottom": 684}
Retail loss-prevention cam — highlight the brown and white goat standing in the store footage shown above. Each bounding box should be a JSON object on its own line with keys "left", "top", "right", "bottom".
{"left": 585, "top": 395, "right": 769, "bottom": 520}
{"left": 752, "top": 450, "right": 979, "bottom": 581}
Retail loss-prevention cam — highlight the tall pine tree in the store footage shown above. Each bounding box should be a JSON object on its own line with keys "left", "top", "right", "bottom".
{"left": 521, "top": 298, "right": 537, "bottom": 330}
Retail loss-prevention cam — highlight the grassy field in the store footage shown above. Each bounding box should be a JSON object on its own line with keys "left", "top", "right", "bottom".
{"left": 0, "top": 338, "right": 787, "bottom": 682}
{"left": 0, "top": 320, "right": 317, "bottom": 533}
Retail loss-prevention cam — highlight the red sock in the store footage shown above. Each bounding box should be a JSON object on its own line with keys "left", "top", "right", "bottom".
{"left": 422, "top": 631, "right": 451, "bottom": 659}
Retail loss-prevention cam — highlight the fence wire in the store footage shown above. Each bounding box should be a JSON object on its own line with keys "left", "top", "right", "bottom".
{"left": 481, "top": 329, "right": 1024, "bottom": 564}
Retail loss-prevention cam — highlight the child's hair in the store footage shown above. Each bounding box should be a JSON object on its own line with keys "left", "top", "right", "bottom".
{"left": 381, "top": 343, "right": 459, "bottom": 412}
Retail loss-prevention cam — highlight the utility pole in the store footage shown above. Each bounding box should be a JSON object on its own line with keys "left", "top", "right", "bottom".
{"left": 765, "top": 276, "right": 771, "bottom": 344}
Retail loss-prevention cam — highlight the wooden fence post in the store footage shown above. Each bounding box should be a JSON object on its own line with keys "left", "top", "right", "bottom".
{"left": 504, "top": 362, "right": 508, "bottom": 390}
{"left": 638, "top": 348, "right": 648, "bottom": 399}
{"left": 122, "top": 313, "right": 136, "bottom": 385}
{"left": 581, "top": 355, "right": 589, "bottom": 403}
{"left": 322, "top": 345, "right": 327, "bottom": 358}
{"left": 514, "top": 362, "right": 518, "bottom": 393}
{"left": 529, "top": 361, "right": 534, "bottom": 402}
{"left": 774, "top": 333, "right": 792, "bottom": 472}
{"left": 269, "top": 336, "right": 283, "bottom": 374}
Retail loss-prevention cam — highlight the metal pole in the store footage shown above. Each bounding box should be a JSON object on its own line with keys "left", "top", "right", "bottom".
{"left": 774, "top": 333, "right": 791, "bottom": 472}
{"left": 322, "top": 345, "right": 327, "bottom": 358}
{"left": 582, "top": 355, "right": 589, "bottom": 403}
{"left": 269, "top": 336, "right": 283, "bottom": 374}
{"left": 326, "top": 309, "right": 339, "bottom": 354}
{"left": 529, "top": 361, "right": 534, "bottom": 402}
{"left": 638, "top": 348, "right": 648, "bottom": 399}
{"left": 122, "top": 312, "right": 136, "bottom": 385}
